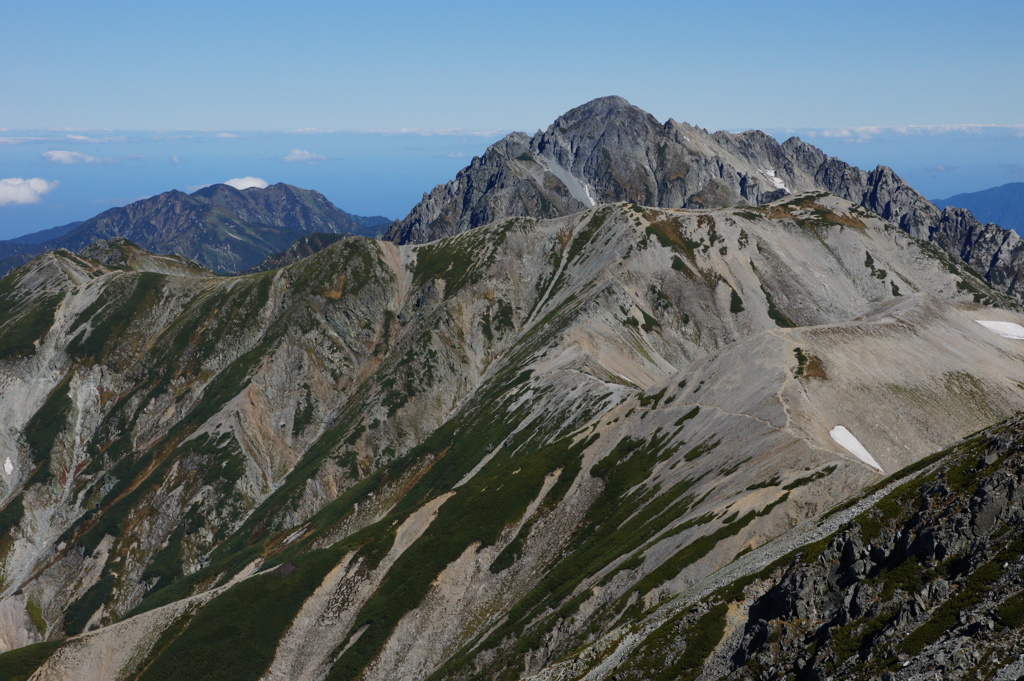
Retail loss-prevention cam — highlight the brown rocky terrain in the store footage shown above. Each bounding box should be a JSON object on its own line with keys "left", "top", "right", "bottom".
{"left": 0, "top": 191, "right": 1023, "bottom": 679}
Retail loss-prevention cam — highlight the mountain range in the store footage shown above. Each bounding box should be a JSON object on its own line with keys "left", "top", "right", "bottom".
{"left": 1, "top": 97, "right": 1024, "bottom": 680}
{"left": 388, "top": 96, "right": 1024, "bottom": 300}
{"left": 934, "top": 181, "right": 1024, "bottom": 234}
{"left": 0, "top": 183, "right": 390, "bottom": 275}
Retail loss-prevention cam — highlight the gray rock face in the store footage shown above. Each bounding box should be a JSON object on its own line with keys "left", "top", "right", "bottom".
{"left": 534, "top": 415, "right": 1024, "bottom": 681}
{"left": 931, "top": 205, "right": 1024, "bottom": 294}
{"left": 706, "top": 415, "right": 1024, "bottom": 680}
{"left": 934, "top": 182, "right": 1024, "bottom": 233}
{"left": 388, "top": 96, "right": 821, "bottom": 244}
{"left": 7, "top": 196, "right": 1024, "bottom": 680}
{"left": 388, "top": 96, "right": 1024, "bottom": 301}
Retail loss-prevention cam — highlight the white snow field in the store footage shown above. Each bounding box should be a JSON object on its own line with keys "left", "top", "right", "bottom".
{"left": 975, "top": 320, "right": 1024, "bottom": 339}
{"left": 830, "top": 425, "right": 884, "bottom": 471}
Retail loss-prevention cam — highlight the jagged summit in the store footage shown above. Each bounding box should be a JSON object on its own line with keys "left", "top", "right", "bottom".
{"left": 380, "top": 98, "right": 833, "bottom": 244}
{"left": 77, "top": 237, "right": 211, "bottom": 276}
{"left": 3, "top": 100, "right": 1024, "bottom": 680}
{"left": 2, "top": 192, "right": 1023, "bottom": 679}
{"left": 934, "top": 181, "right": 1024, "bottom": 232}
{"left": 386, "top": 98, "right": 1024, "bottom": 302}
{"left": 549, "top": 95, "right": 653, "bottom": 126}
{"left": 571, "top": 94, "right": 633, "bottom": 109}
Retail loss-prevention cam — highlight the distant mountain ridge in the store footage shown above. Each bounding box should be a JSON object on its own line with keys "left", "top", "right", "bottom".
{"left": 246, "top": 232, "right": 348, "bottom": 272}
{"left": 6, "top": 221, "right": 82, "bottom": 245}
{"left": 6, "top": 98, "right": 1024, "bottom": 680}
{"left": 934, "top": 182, "right": 1024, "bottom": 233}
{"left": 387, "top": 96, "right": 1024, "bottom": 300}
{"left": 2, "top": 192, "right": 1024, "bottom": 680}
{"left": 0, "top": 183, "right": 390, "bottom": 274}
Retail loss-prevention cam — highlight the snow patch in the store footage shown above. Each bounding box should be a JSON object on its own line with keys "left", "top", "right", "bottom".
{"left": 582, "top": 182, "right": 597, "bottom": 207}
{"left": 535, "top": 154, "right": 595, "bottom": 207}
{"left": 759, "top": 167, "right": 789, "bottom": 194}
{"left": 975, "top": 320, "right": 1024, "bottom": 339}
{"left": 830, "top": 426, "right": 883, "bottom": 471}
{"left": 3, "top": 458, "right": 11, "bottom": 476}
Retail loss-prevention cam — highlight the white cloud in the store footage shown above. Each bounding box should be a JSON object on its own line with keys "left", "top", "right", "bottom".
{"left": 65, "top": 133, "right": 128, "bottom": 143}
{"left": 0, "top": 178, "right": 59, "bottom": 205}
{"left": 185, "top": 177, "right": 269, "bottom": 192}
{"left": 819, "top": 126, "right": 885, "bottom": 142}
{"left": 216, "top": 132, "right": 238, "bottom": 138}
{"left": 43, "top": 150, "right": 116, "bottom": 164}
{"left": 895, "top": 123, "right": 1024, "bottom": 135}
{"left": 362, "top": 128, "right": 505, "bottom": 138}
{"left": 0, "top": 136, "right": 53, "bottom": 145}
{"left": 283, "top": 148, "right": 327, "bottom": 163}
{"left": 224, "top": 177, "right": 269, "bottom": 190}
{"left": 445, "top": 152, "right": 466, "bottom": 159}
{"left": 811, "top": 123, "right": 1024, "bottom": 143}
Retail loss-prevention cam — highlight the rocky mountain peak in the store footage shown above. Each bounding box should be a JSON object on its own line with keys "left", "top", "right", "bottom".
{"left": 386, "top": 98, "right": 1024, "bottom": 303}
{"left": 4, "top": 96, "right": 1024, "bottom": 681}
{"left": 546, "top": 95, "right": 655, "bottom": 130}
{"left": 189, "top": 183, "right": 245, "bottom": 200}
{"left": 568, "top": 93, "right": 633, "bottom": 110}
{"left": 3, "top": 192, "right": 1024, "bottom": 680}
{"left": 934, "top": 181, "right": 1024, "bottom": 233}
{"left": 77, "top": 237, "right": 141, "bottom": 267}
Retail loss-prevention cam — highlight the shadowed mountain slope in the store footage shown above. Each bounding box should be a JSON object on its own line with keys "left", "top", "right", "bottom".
{"left": 1, "top": 194, "right": 1024, "bottom": 679}
{"left": 0, "top": 183, "right": 390, "bottom": 275}
{"left": 934, "top": 181, "right": 1024, "bottom": 234}
{"left": 534, "top": 412, "right": 1024, "bottom": 681}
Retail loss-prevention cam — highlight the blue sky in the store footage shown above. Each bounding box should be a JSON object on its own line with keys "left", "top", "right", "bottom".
{"left": 1, "top": 0, "right": 1022, "bottom": 239}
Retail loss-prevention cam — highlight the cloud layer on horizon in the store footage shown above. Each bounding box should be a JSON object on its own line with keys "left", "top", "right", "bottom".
{"left": 43, "top": 150, "right": 117, "bottom": 164}
{"left": 799, "top": 123, "right": 1024, "bottom": 144}
{"left": 283, "top": 148, "right": 327, "bottom": 163}
{"left": 0, "top": 178, "right": 59, "bottom": 205}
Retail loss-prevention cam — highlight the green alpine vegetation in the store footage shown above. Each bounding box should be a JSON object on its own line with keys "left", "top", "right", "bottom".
{"left": 2, "top": 98, "right": 1024, "bottom": 681}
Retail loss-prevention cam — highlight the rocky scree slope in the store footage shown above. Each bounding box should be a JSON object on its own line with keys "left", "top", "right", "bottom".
{"left": 546, "top": 412, "right": 1024, "bottom": 681}
{"left": 388, "top": 96, "right": 1024, "bottom": 300}
{"left": 0, "top": 195, "right": 1023, "bottom": 680}
{"left": 0, "top": 183, "right": 390, "bottom": 276}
